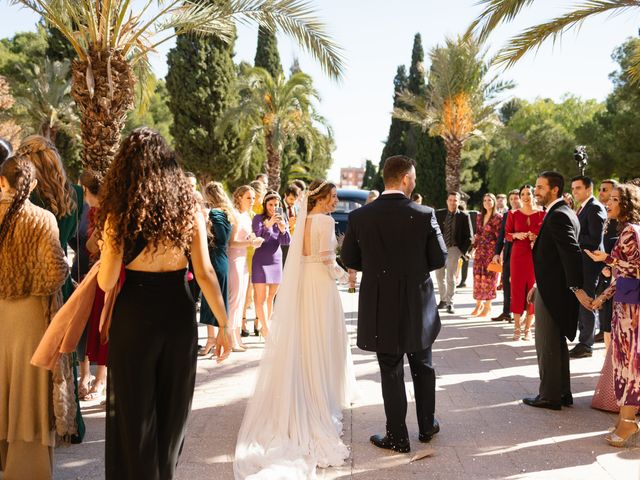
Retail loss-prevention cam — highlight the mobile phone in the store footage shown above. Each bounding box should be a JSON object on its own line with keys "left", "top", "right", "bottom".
{"left": 275, "top": 206, "right": 284, "bottom": 216}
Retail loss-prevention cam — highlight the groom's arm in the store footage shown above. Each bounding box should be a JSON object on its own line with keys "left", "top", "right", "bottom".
{"left": 340, "top": 213, "right": 362, "bottom": 271}
{"left": 426, "top": 210, "right": 447, "bottom": 272}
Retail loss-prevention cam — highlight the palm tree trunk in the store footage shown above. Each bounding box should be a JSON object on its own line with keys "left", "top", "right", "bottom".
{"left": 443, "top": 136, "right": 463, "bottom": 193}
{"left": 265, "top": 132, "right": 282, "bottom": 191}
{"left": 71, "top": 48, "right": 135, "bottom": 174}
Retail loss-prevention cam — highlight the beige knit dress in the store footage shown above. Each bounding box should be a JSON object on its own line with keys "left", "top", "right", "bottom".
{"left": 0, "top": 199, "right": 69, "bottom": 480}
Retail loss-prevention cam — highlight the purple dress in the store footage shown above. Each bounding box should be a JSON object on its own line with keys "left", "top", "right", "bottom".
{"left": 251, "top": 214, "right": 291, "bottom": 284}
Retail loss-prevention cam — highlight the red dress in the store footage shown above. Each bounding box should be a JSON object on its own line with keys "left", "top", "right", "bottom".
{"left": 505, "top": 209, "right": 545, "bottom": 315}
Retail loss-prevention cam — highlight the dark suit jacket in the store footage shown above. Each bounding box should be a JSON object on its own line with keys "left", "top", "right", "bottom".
{"left": 435, "top": 209, "right": 473, "bottom": 254}
{"left": 494, "top": 209, "right": 512, "bottom": 260}
{"left": 577, "top": 197, "right": 607, "bottom": 277}
{"left": 532, "top": 201, "right": 583, "bottom": 340}
{"left": 341, "top": 193, "right": 447, "bottom": 354}
{"left": 603, "top": 219, "right": 619, "bottom": 254}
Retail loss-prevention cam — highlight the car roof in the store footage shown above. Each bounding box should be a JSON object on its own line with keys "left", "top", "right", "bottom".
{"left": 337, "top": 189, "right": 369, "bottom": 202}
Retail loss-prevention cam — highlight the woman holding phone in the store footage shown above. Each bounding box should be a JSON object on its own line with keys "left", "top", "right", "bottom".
{"left": 251, "top": 191, "right": 291, "bottom": 337}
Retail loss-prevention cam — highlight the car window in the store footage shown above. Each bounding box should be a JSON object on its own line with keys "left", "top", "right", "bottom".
{"left": 335, "top": 199, "right": 364, "bottom": 213}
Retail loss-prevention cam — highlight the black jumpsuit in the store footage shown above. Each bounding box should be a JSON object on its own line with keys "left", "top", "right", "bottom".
{"left": 106, "top": 240, "right": 198, "bottom": 480}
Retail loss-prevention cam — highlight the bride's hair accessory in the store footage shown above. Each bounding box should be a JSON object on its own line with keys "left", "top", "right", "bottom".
{"left": 308, "top": 180, "right": 328, "bottom": 197}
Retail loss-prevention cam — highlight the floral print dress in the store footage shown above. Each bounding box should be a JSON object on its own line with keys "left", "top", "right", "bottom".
{"left": 473, "top": 213, "right": 503, "bottom": 301}
{"left": 600, "top": 223, "right": 640, "bottom": 407}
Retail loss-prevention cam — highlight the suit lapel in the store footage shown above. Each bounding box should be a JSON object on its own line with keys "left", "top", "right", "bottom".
{"left": 534, "top": 201, "right": 563, "bottom": 254}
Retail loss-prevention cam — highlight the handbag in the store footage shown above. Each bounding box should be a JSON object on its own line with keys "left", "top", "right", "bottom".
{"left": 613, "top": 277, "right": 640, "bottom": 304}
{"left": 612, "top": 224, "right": 640, "bottom": 305}
{"left": 488, "top": 261, "right": 503, "bottom": 273}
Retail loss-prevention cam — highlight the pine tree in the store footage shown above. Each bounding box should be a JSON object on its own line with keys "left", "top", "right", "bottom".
{"left": 375, "top": 65, "right": 409, "bottom": 191}
{"left": 254, "top": 26, "right": 283, "bottom": 78}
{"left": 166, "top": 25, "right": 239, "bottom": 180}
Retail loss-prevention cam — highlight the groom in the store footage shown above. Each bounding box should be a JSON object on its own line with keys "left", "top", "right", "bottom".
{"left": 341, "top": 155, "right": 447, "bottom": 453}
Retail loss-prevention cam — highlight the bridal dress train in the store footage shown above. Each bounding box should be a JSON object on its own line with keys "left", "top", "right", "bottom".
{"left": 234, "top": 203, "right": 357, "bottom": 480}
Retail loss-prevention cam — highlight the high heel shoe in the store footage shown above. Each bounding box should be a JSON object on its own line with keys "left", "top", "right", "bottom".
{"left": 198, "top": 339, "right": 216, "bottom": 356}
{"left": 232, "top": 345, "right": 247, "bottom": 353}
{"left": 477, "top": 303, "right": 492, "bottom": 318}
{"left": 523, "top": 328, "right": 531, "bottom": 341}
{"left": 605, "top": 418, "right": 639, "bottom": 447}
{"left": 469, "top": 306, "right": 481, "bottom": 316}
{"left": 512, "top": 327, "right": 521, "bottom": 341}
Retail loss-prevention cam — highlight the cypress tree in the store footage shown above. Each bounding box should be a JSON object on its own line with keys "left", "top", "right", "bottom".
{"left": 254, "top": 26, "right": 283, "bottom": 78}
{"left": 406, "top": 33, "right": 447, "bottom": 207}
{"left": 166, "top": 22, "right": 239, "bottom": 179}
{"left": 407, "top": 33, "right": 425, "bottom": 95}
{"left": 375, "top": 65, "right": 409, "bottom": 191}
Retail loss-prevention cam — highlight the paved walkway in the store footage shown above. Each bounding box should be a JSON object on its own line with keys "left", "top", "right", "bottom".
{"left": 53, "top": 282, "right": 640, "bottom": 479}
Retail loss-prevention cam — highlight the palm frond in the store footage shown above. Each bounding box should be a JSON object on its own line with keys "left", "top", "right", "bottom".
{"left": 628, "top": 40, "right": 640, "bottom": 84}
{"left": 466, "top": 0, "right": 536, "bottom": 43}
{"left": 229, "top": 0, "right": 346, "bottom": 80}
{"left": 494, "top": 0, "right": 640, "bottom": 68}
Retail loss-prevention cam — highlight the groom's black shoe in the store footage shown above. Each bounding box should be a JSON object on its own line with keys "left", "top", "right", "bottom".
{"left": 561, "top": 393, "right": 574, "bottom": 406}
{"left": 419, "top": 420, "right": 440, "bottom": 443}
{"left": 523, "top": 395, "right": 561, "bottom": 411}
{"left": 370, "top": 433, "right": 410, "bottom": 453}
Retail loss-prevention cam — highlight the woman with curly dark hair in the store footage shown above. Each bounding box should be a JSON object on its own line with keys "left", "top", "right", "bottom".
{"left": 587, "top": 183, "right": 640, "bottom": 448}
{"left": 96, "top": 128, "right": 230, "bottom": 479}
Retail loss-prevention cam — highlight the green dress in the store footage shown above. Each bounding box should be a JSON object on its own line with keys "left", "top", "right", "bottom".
{"left": 200, "top": 209, "right": 232, "bottom": 326}
{"left": 31, "top": 183, "right": 85, "bottom": 443}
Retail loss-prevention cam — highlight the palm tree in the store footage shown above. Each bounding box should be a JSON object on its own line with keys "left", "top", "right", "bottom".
{"left": 14, "top": 59, "right": 79, "bottom": 141}
{"left": 217, "top": 67, "right": 331, "bottom": 190}
{"left": 392, "top": 35, "right": 513, "bottom": 193}
{"left": 467, "top": 0, "right": 640, "bottom": 83}
{"left": 10, "top": 0, "right": 345, "bottom": 173}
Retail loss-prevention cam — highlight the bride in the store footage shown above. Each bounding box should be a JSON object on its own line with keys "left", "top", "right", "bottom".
{"left": 234, "top": 179, "right": 357, "bottom": 479}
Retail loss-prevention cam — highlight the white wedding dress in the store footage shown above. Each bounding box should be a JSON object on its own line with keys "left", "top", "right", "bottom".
{"left": 234, "top": 200, "right": 357, "bottom": 480}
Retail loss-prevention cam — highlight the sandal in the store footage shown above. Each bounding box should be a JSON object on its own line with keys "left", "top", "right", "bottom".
{"left": 605, "top": 418, "right": 639, "bottom": 447}
{"left": 78, "top": 375, "right": 95, "bottom": 399}
{"left": 83, "top": 380, "right": 106, "bottom": 401}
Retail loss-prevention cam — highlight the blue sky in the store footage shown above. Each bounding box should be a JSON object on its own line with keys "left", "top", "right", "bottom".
{"left": 3, "top": 1, "right": 639, "bottom": 181}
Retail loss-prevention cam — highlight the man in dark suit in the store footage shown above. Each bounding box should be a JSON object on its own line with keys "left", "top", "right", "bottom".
{"left": 524, "top": 171, "right": 590, "bottom": 410}
{"left": 491, "top": 189, "right": 522, "bottom": 322}
{"left": 569, "top": 175, "right": 607, "bottom": 358}
{"left": 594, "top": 179, "right": 619, "bottom": 343}
{"left": 435, "top": 193, "right": 473, "bottom": 314}
{"left": 341, "top": 155, "right": 447, "bottom": 452}
{"left": 457, "top": 207, "right": 477, "bottom": 288}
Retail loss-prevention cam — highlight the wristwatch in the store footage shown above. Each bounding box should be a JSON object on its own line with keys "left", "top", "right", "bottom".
{"left": 569, "top": 287, "right": 580, "bottom": 294}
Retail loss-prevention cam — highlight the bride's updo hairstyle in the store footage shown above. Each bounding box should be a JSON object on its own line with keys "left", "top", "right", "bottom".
{"left": 307, "top": 179, "right": 336, "bottom": 213}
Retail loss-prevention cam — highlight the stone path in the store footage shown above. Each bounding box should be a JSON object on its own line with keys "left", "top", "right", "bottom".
{"left": 52, "top": 282, "right": 640, "bottom": 479}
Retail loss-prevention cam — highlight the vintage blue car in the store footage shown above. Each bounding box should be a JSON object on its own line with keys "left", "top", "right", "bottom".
{"left": 331, "top": 189, "right": 370, "bottom": 235}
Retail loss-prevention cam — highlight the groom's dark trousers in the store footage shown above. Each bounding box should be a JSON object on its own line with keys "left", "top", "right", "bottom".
{"left": 341, "top": 190, "right": 447, "bottom": 439}
{"left": 377, "top": 349, "right": 436, "bottom": 437}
